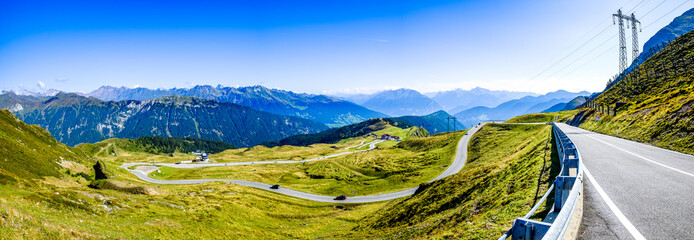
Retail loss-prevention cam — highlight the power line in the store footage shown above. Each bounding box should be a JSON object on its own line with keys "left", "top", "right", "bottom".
{"left": 641, "top": 0, "right": 668, "bottom": 18}
{"left": 559, "top": 43, "right": 618, "bottom": 78}
{"left": 543, "top": 34, "right": 618, "bottom": 80}
{"left": 526, "top": 0, "right": 680, "bottom": 82}
{"left": 644, "top": 0, "right": 692, "bottom": 29}
{"left": 626, "top": 0, "right": 650, "bottom": 13}
{"left": 525, "top": 0, "right": 645, "bottom": 82}
{"left": 621, "top": 0, "right": 641, "bottom": 9}
{"left": 532, "top": 16, "right": 612, "bottom": 73}
{"left": 527, "top": 24, "right": 612, "bottom": 81}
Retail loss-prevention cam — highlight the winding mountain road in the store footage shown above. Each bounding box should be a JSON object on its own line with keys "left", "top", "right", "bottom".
{"left": 555, "top": 123, "right": 694, "bottom": 239}
{"left": 121, "top": 140, "right": 385, "bottom": 170}
{"left": 121, "top": 123, "right": 485, "bottom": 203}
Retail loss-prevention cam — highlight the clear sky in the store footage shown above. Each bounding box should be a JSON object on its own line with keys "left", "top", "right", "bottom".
{"left": 1, "top": 0, "right": 693, "bottom": 95}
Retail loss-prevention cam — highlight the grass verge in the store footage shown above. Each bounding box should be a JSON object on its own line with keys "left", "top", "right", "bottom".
{"left": 353, "top": 123, "right": 558, "bottom": 239}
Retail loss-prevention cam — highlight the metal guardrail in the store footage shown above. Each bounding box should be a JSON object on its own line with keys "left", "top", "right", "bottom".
{"left": 499, "top": 123, "right": 584, "bottom": 240}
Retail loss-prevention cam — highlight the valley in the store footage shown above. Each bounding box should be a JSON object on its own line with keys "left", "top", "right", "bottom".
{"left": 0, "top": 107, "right": 557, "bottom": 239}
{"left": 117, "top": 123, "right": 467, "bottom": 198}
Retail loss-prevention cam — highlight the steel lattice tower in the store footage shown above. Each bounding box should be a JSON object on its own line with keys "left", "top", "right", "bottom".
{"left": 614, "top": 9, "right": 628, "bottom": 73}
{"left": 613, "top": 9, "right": 641, "bottom": 73}
{"left": 630, "top": 13, "right": 641, "bottom": 63}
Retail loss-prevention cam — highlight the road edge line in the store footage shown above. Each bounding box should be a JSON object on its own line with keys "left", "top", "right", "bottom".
{"left": 583, "top": 166, "right": 646, "bottom": 240}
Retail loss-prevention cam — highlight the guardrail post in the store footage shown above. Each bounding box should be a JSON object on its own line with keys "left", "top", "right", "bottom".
{"left": 553, "top": 176, "right": 576, "bottom": 212}
{"left": 511, "top": 219, "right": 552, "bottom": 240}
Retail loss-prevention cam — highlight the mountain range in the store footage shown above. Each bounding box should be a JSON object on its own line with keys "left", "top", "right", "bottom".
{"left": 338, "top": 88, "right": 444, "bottom": 116}
{"left": 335, "top": 87, "right": 539, "bottom": 118}
{"left": 0, "top": 92, "right": 329, "bottom": 147}
{"left": 541, "top": 96, "right": 589, "bottom": 113}
{"left": 429, "top": 87, "right": 537, "bottom": 112}
{"left": 624, "top": 8, "right": 694, "bottom": 75}
{"left": 87, "top": 85, "right": 386, "bottom": 127}
{"left": 640, "top": 8, "right": 694, "bottom": 63}
{"left": 453, "top": 90, "right": 590, "bottom": 127}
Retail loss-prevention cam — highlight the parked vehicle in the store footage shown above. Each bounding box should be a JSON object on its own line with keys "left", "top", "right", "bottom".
{"left": 334, "top": 195, "right": 347, "bottom": 200}
{"left": 175, "top": 162, "right": 181, "bottom": 164}
{"left": 270, "top": 184, "right": 280, "bottom": 189}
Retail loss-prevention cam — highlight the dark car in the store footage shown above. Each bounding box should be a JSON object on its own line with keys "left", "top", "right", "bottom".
{"left": 270, "top": 184, "right": 280, "bottom": 189}
{"left": 334, "top": 195, "right": 347, "bottom": 200}
{"left": 175, "top": 162, "right": 181, "bottom": 164}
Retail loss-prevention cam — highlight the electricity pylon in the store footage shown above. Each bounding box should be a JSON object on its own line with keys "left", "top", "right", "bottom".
{"left": 613, "top": 9, "right": 641, "bottom": 72}
{"left": 446, "top": 116, "right": 458, "bottom": 132}
{"left": 614, "top": 9, "right": 627, "bottom": 73}
{"left": 630, "top": 13, "right": 641, "bottom": 63}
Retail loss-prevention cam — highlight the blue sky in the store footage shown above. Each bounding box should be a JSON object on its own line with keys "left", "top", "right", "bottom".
{"left": 1, "top": 0, "right": 693, "bottom": 95}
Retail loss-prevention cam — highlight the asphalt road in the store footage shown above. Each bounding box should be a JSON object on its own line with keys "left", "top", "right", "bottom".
{"left": 121, "top": 123, "right": 486, "bottom": 203}
{"left": 555, "top": 123, "right": 694, "bottom": 239}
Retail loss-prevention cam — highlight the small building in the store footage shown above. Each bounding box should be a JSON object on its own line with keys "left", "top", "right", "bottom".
{"left": 381, "top": 134, "right": 400, "bottom": 141}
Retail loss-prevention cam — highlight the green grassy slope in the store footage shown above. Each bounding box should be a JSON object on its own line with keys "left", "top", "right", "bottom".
{"left": 0, "top": 109, "right": 91, "bottom": 184}
{"left": 1, "top": 109, "right": 559, "bottom": 239}
{"left": 263, "top": 118, "right": 412, "bottom": 147}
{"left": 0, "top": 178, "right": 387, "bottom": 239}
{"left": 0, "top": 109, "right": 387, "bottom": 239}
{"left": 571, "top": 30, "right": 694, "bottom": 154}
{"left": 354, "top": 123, "right": 557, "bottom": 239}
{"left": 151, "top": 128, "right": 462, "bottom": 196}
{"left": 505, "top": 110, "right": 579, "bottom": 123}
{"left": 78, "top": 136, "right": 235, "bottom": 156}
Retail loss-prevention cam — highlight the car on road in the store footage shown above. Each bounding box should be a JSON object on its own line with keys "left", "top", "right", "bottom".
{"left": 175, "top": 162, "right": 181, "bottom": 164}
{"left": 334, "top": 195, "right": 347, "bottom": 200}
{"left": 270, "top": 184, "right": 280, "bottom": 189}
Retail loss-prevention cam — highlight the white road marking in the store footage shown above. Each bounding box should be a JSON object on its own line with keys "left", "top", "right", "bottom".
{"left": 584, "top": 166, "right": 647, "bottom": 240}
{"left": 583, "top": 133, "right": 694, "bottom": 178}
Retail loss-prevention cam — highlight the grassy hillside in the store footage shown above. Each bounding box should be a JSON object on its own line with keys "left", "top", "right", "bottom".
{"left": 0, "top": 109, "right": 91, "bottom": 184}
{"left": 571, "top": 30, "right": 694, "bottom": 154}
{"left": 79, "top": 136, "right": 235, "bottom": 156}
{"left": 151, "top": 128, "right": 462, "bottom": 196}
{"left": 1, "top": 108, "right": 560, "bottom": 239}
{"left": 264, "top": 118, "right": 412, "bottom": 147}
{"left": 391, "top": 110, "right": 463, "bottom": 134}
{"left": 354, "top": 123, "right": 557, "bottom": 239}
{"left": 505, "top": 110, "right": 579, "bottom": 123}
{"left": 0, "top": 109, "right": 388, "bottom": 239}
{"left": 0, "top": 176, "right": 389, "bottom": 239}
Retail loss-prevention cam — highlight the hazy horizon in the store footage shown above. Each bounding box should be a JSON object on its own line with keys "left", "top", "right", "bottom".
{"left": 3, "top": 83, "right": 590, "bottom": 97}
